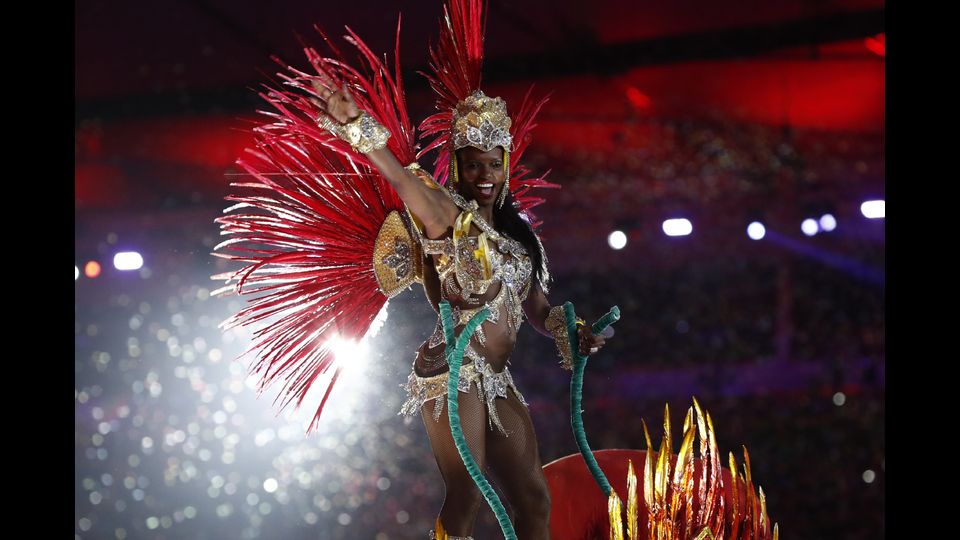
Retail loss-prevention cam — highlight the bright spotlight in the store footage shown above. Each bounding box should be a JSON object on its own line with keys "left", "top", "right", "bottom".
{"left": 607, "top": 230, "right": 627, "bottom": 250}
{"left": 861, "top": 200, "right": 884, "bottom": 219}
{"left": 114, "top": 251, "right": 144, "bottom": 271}
{"left": 819, "top": 214, "right": 837, "bottom": 232}
{"left": 328, "top": 336, "right": 371, "bottom": 375}
{"left": 747, "top": 222, "right": 766, "bottom": 240}
{"left": 801, "top": 219, "right": 819, "bottom": 236}
{"left": 75, "top": 266, "right": 80, "bottom": 280}
{"left": 662, "top": 218, "right": 692, "bottom": 237}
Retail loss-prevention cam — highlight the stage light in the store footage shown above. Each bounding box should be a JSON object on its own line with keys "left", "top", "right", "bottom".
{"left": 801, "top": 219, "right": 819, "bottom": 236}
{"left": 329, "top": 335, "right": 371, "bottom": 374}
{"left": 861, "top": 200, "right": 884, "bottom": 219}
{"left": 862, "top": 469, "right": 876, "bottom": 483}
{"left": 662, "top": 218, "right": 692, "bottom": 237}
{"left": 114, "top": 251, "right": 144, "bottom": 271}
{"left": 864, "top": 33, "right": 885, "bottom": 57}
{"left": 263, "top": 478, "right": 278, "bottom": 493}
{"left": 819, "top": 214, "right": 837, "bottom": 232}
{"left": 608, "top": 230, "right": 627, "bottom": 249}
{"left": 84, "top": 261, "right": 102, "bottom": 278}
{"left": 75, "top": 265, "right": 80, "bottom": 280}
{"left": 747, "top": 222, "right": 766, "bottom": 240}
{"left": 625, "top": 86, "right": 652, "bottom": 110}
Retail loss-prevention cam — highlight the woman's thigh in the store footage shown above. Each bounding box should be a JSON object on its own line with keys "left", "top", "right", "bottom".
{"left": 484, "top": 390, "right": 549, "bottom": 499}
{"left": 421, "top": 387, "right": 490, "bottom": 482}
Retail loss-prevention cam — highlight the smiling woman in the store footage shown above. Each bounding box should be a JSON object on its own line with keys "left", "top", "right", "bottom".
{"left": 457, "top": 147, "right": 506, "bottom": 205}
{"left": 316, "top": 87, "right": 602, "bottom": 537}
{"left": 214, "top": 0, "right": 609, "bottom": 537}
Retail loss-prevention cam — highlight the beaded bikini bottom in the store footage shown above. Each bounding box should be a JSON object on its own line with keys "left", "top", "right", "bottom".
{"left": 399, "top": 344, "right": 527, "bottom": 436}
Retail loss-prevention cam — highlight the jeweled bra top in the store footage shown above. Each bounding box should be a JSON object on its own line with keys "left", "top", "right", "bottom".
{"left": 421, "top": 191, "right": 534, "bottom": 335}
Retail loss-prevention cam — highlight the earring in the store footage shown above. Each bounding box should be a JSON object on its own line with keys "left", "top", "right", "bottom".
{"left": 449, "top": 152, "right": 459, "bottom": 189}
{"left": 496, "top": 150, "right": 510, "bottom": 208}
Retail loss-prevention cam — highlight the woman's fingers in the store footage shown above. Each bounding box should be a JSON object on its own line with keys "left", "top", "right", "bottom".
{"left": 577, "top": 329, "right": 590, "bottom": 354}
{"left": 309, "top": 77, "right": 342, "bottom": 106}
{"left": 310, "top": 79, "right": 328, "bottom": 98}
{"left": 339, "top": 85, "right": 359, "bottom": 113}
{"left": 577, "top": 327, "right": 607, "bottom": 355}
{"left": 312, "top": 72, "right": 337, "bottom": 91}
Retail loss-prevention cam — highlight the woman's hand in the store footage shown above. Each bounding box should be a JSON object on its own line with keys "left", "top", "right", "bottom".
{"left": 309, "top": 78, "right": 359, "bottom": 124}
{"left": 304, "top": 75, "right": 458, "bottom": 238}
{"left": 577, "top": 324, "right": 607, "bottom": 356}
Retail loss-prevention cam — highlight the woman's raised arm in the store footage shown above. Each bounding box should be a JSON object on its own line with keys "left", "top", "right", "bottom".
{"left": 312, "top": 79, "right": 458, "bottom": 238}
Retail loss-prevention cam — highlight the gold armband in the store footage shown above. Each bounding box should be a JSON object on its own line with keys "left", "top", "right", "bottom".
{"left": 545, "top": 305, "right": 583, "bottom": 371}
{"left": 319, "top": 110, "right": 391, "bottom": 153}
{"left": 404, "top": 163, "right": 441, "bottom": 190}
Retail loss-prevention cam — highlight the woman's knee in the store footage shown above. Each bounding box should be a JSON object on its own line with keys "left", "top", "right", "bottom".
{"left": 525, "top": 478, "right": 551, "bottom": 519}
{"left": 444, "top": 474, "right": 485, "bottom": 512}
{"left": 515, "top": 474, "right": 550, "bottom": 519}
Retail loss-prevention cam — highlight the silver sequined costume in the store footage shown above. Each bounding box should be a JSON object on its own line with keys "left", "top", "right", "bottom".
{"left": 399, "top": 190, "right": 540, "bottom": 436}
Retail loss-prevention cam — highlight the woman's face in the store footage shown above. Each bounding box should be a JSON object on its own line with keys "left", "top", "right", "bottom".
{"left": 456, "top": 146, "right": 505, "bottom": 207}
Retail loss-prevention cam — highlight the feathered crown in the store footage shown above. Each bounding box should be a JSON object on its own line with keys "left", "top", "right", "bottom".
{"left": 419, "top": 0, "right": 557, "bottom": 223}
{"left": 451, "top": 90, "right": 513, "bottom": 152}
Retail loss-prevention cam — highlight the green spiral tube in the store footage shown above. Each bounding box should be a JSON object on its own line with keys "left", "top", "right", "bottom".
{"left": 438, "top": 300, "right": 517, "bottom": 540}
{"left": 565, "top": 301, "right": 621, "bottom": 497}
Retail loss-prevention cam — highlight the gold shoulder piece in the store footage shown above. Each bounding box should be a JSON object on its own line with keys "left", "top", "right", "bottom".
{"left": 373, "top": 210, "right": 423, "bottom": 298}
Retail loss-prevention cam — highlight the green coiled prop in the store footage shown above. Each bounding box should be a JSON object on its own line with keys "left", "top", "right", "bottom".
{"left": 438, "top": 300, "right": 517, "bottom": 540}
{"left": 564, "top": 301, "right": 621, "bottom": 497}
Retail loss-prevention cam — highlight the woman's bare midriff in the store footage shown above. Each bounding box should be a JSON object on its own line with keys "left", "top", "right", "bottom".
{"left": 414, "top": 231, "right": 519, "bottom": 377}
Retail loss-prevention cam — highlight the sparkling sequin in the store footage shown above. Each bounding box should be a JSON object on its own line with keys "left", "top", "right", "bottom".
{"left": 475, "top": 324, "right": 486, "bottom": 346}
{"left": 320, "top": 110, "right": 391, "bottom": 153}
{"left": 451, "top": 91, "right": 513, "bottom": 153}
{"left": 408, "top": 189, "right": 538, "bottom": 433}
{"left": 422, "top": 238, "right": 455, "bottom": 258}
{"left": 427, "top": 320, "right": 445, "bottom": 349}
{"left": 382, "top": 238, "right": 411, "bottom": 280}
{"left": 399, "top": 353, "right": 527, "bottom": 437}
{"left": 344, "top": 112, "right": 391, "bottom": 153}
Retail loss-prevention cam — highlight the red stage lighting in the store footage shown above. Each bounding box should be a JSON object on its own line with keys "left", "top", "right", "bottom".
{"left": 864, "top": 33, "right": 885, "bottom": 57}
{"left": 625, "top": 86, "right": 652, "bottom": 110}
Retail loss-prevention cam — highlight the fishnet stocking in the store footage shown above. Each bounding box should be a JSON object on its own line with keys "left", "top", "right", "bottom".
{"left": 422, "top": 387, "right": 488, "bottom": 537}
{"left": 421, "top": 385, "right": 551, "bottom": 539}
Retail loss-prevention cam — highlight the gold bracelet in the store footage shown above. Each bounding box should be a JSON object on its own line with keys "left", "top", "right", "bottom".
{"left": 546, "top": 305, "right": 577, "bottom": 370}
{"left": 319, "top": 110, "right": 390, "bottom": 153}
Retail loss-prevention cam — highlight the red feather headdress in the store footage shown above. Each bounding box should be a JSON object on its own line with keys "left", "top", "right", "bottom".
{"left": 418, "top": 0, "right": 558, "bottom": 227}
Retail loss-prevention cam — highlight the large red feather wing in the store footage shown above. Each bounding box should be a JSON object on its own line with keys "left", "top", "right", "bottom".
{"left": 213, "top": 21, "right": 415, "bottom": 433}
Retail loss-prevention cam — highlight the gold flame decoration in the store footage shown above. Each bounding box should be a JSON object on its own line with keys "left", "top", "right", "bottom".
{"left": 606, "top": 399, "right": 779, "bottom": 540}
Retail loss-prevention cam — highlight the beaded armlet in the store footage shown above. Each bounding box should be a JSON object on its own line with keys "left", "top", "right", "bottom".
{"left": 546, "top": 305, "right": 582, "bottom": 370}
